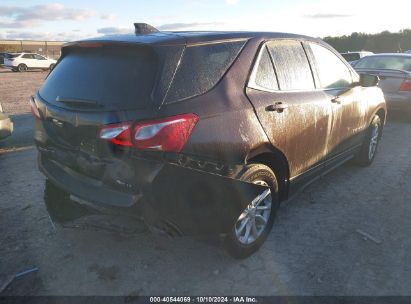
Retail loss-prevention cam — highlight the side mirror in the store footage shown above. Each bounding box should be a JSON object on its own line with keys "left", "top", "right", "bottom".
{"left": 359, "top": 74, "right": 379, "bottom": 87}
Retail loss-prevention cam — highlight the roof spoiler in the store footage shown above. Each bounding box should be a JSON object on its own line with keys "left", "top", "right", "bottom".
{"left": 134, "top": 23, "right": 159, "bottom": 35}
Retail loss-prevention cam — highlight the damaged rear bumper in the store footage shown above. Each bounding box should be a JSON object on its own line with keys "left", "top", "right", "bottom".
{"left": 37, "top": 150, "right": 267, "bottom": 236}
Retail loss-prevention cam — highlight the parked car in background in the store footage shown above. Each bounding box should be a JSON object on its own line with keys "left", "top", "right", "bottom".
{"left": 354, "top": 53, "right": 411, "bottom": 117}
{"left": 0, "top": 52, "right": 9, "bottom": 65}
{"left": 33, "top": 24, "right": 386, "bottom": 258}
{"left": 405, "top": 50, "right": 411, "bottom": 54}
{"left": 3, "top": 53, "right": 57, "bottom": 72}
{"left": 0, "top": 103, "right": 13, "bottom": 140}
{"left": 341, "top": 51, "right": 373, "bottom": 66}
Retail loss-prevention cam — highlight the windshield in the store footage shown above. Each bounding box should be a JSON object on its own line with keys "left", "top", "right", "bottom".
{"left": 355, "top": 55, "right": 411, "bottom": 71}
{"left": 39, "top": 46, "right": 158, "bottom": 110}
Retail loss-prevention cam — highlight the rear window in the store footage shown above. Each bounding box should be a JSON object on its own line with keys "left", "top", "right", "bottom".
{"left": 165, "top": 40, "right": 246, "bottom": 103}
{"left": 39, "top": 46, "right": 158, "bottom": 110}
{"left": 341, "top": 53, "right": 360, "bottom": 62}
{"left": 5, "top": 53, "right": 20, "bottom": 58}
{"left": 355, "top": 56, "right": 411, "bottom": 71}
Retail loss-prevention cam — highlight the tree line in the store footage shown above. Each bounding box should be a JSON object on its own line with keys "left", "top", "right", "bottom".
{"left": 323, "top": 29, "right": 411, "bottom": 53}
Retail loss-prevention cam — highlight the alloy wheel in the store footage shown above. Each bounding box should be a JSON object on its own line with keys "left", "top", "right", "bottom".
{"left": 234, "top": 180, "right": 272, "bottom": 245}
{"left": 368, "top": 123, "right": 379, "bottom": 160}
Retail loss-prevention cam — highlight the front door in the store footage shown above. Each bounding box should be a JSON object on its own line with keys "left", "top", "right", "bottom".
{"left": 306, "top": 42, "right": 367, "bottom": 165}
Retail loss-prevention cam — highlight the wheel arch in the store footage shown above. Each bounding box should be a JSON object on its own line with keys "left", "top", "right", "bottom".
{"left": 371, "top": 107, "right": 386, "bottom": 137}
{"left": 246, "top": 146, "right": 290, "bottom": 202}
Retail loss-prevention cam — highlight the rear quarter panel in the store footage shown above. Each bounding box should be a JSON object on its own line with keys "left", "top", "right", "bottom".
{"left": 158, "top": 37, "right": 271, "bottom": 166}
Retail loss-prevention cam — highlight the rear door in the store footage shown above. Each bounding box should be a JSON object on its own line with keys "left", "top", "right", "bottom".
{"left": 307, "top": 42, "right": 367, "bottom": 165}
{"left": 246, "top": 40, "right": 332, "bottom": 194}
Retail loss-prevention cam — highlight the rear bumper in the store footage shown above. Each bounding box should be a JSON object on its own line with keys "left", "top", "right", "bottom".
{"left": 39, "top": 153, "right": 142, "bottom": 208}
{"left": 37, "top": 146, "right": 266, "bottom": 235}
{"left": 0, "top": 113, "right": 13, "bottom": 139}
{"left": 384, "top": 93, "right": 411, "bottom": 113}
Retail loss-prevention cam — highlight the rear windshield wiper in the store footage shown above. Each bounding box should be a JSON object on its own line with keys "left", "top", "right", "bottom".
{"left": 56, "top": 96, "right": 103, "bottom": 108}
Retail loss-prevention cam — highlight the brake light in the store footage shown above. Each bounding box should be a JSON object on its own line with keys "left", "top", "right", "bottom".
{"left": 133, "top": 113, "right": 199, "bottom": 152}
{"left": 29, "top": 98, "right": 41, "bottom": 120}
{"left": 399, "top": 79, "right": 411, "bottom": 91}
{"left": 99, "top": 122, "right": 133, "bottom": 147}
{"left": 99, "top": 114, "right": 199, "bottom": 152}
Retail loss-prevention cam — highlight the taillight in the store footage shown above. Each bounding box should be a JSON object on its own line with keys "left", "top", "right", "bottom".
{"left": 29, "top": 98, "right": 41, "bottom": 120}
{"left": 98, "top": 113, "right": 199, "bottom": 152}
{"left": 399, "top": 79, "right": 411, "bottom": 92}
{"left": 8, "top": 58, "right": 15, "bottom": 61}
{"left": 133, "top": 113, "right": 199, "bottom": 152}
{"left": 99, "top": 122, "right": 133, "bottom": 147}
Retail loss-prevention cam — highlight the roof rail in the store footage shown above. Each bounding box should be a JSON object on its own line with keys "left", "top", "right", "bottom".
{"left": 134, "top": 23, "right": 159, "bottom": 35}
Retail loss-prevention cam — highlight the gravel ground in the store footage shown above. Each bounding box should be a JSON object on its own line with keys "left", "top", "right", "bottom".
{"left": 0, "top": 68, "right": 47, "bottom": 115}
{"left": 0, "top": 71, "right": 410, "bottom": 296}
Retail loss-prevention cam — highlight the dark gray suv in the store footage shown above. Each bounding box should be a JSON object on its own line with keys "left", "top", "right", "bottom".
{"left": 34, "top": 24, "right": 386, "bottom": 258}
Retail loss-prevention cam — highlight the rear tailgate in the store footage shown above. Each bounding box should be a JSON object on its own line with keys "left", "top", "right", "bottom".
{"left": 35, "top": 43, "right": 180, "bottom": 180}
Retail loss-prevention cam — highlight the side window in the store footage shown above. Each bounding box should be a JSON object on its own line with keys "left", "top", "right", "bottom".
{"left": 166, "top": 41, "right": 246, "bottom": 102}
{"left": 267, "top": 40, "right": 315, "bottom": 90}
{"left": 34, "top": 54, "right": 46, "bottom": 60}
{"left": 253, "top": 46, "right": 278, "bottom": 90}
{"left": 309, "top": 43, "right": 352, "bottom": 89}
{"left": 22, "top": 54, "right": 34, "bottom": 59}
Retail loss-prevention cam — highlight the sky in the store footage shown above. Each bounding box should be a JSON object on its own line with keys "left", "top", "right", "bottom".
{"left": 0, "top": 0, "right": 410, "bottom": 41}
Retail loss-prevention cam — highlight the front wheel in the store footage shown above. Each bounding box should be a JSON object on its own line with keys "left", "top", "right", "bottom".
{"left": 224, "top": 164, "right": 279, "bottom": 259}
{"left": 355, "top": 115, "right": 382, "bottom": 166}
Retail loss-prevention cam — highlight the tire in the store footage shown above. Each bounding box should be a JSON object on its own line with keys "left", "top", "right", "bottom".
{"left": 17, "top": 64, "right": 27, "bottom": 72}
{"left": 224, "top": 164, "right": 280, "bottom": 259}
{"left": 355, "top": 115, "right": 382, "bottom": 166}
{"left": 49, "top": 64, "right": 55, "bottom": 71}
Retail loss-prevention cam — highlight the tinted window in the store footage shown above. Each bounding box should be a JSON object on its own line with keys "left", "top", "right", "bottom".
{"left": 166, "top": 41, "right": 246, "bottom": 102}
{"left": 254, "top": 46, "right": 278, "bottom": 90}
{"left": 341, "top": 53, "right": 360, "bottom": 62}
{"left": 5, "top": 53, "right": 20, "bottom": 58}
{"left": 267, "top": 40, "right": 314, "bottom": 91}
{"left": 34, "top": 54, "right": 46, "bottom": 60}
{"left": 310, "top": 43, "right": 352, "bottom": 89}
{"left": 39, "top": 46, "right": 158, "bottom": 110}
{"left": 22, "top": 54, "right": 34, "bottom": 59}
{"left": 355, "top": 55, "right": 411, "bottom": 71}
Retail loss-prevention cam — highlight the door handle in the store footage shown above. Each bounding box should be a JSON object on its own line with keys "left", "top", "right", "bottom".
{"left": 266, "top": 102, "right": 289, "bottom": 113}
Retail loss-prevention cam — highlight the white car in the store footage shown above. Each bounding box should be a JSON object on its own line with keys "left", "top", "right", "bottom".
{"left": 3, "top": 53, "right": 57, "bottom": 72}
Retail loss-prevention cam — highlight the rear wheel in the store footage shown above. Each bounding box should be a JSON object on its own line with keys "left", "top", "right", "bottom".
{"left": 355, "top": 115, "right": 382, "bottom": 166}
{"left": 17, "top": 64, "right": 27, "bottom": 72}
{"left": 224, "top": 164, "right": 279, "bottom": 259}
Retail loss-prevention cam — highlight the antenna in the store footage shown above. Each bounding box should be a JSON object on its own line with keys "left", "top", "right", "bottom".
{"left": 134, "top": 23, "right": 159, "bottom": 35}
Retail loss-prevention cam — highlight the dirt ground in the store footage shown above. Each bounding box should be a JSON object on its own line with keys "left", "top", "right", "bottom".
{"left": 0, "top": 68, "right": 47, "bottom": 114}
{"left": 0, "top": 71, "right": 410, "bottom": 296}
